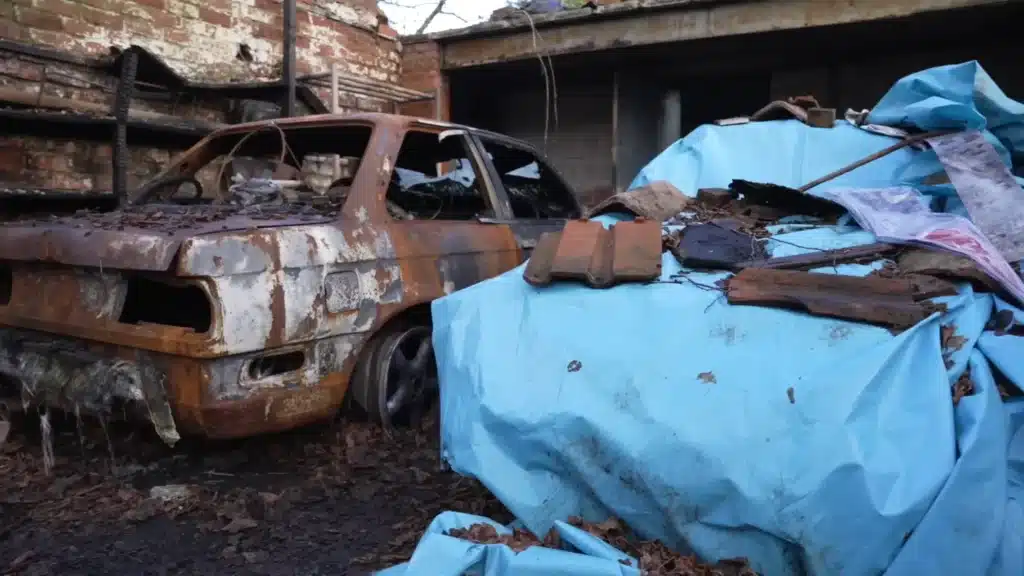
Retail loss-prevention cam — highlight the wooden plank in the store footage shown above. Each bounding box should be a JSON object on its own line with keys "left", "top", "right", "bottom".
{"left": 726, "top": 268, "right": 936, "bottom": 328}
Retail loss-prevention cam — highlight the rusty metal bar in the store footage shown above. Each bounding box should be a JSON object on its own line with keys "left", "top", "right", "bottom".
{"left": 798, "top": 130, "right": 953, "bottom": 193}
{"left": 111, "top": 48, "right": 138, "bottom": 206}
{"left": 282, "top": 0, "right": 297, "bottom": 117}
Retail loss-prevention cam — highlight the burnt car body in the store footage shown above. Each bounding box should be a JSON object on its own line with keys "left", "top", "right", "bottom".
{"left": 0, "top": 113, "right": 582, "bottom": 443}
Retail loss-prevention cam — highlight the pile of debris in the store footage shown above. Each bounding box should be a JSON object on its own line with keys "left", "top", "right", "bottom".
{"left": 384, "top": 62, "right": 1024, "bottom": 576}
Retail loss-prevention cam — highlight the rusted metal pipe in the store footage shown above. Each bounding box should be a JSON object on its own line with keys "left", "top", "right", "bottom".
{"left": 112, "top": 48, "right": 138, "bottom": 207}
{"left": 798, "top": 130, "right": 954, "bottom": 193}
{"left": 282, "top": 0, "right": 297, "bottom": 117}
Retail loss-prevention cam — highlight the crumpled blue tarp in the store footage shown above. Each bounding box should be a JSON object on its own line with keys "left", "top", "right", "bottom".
{"left": 382, "top": 62, "right": 1024, "bottom": 576}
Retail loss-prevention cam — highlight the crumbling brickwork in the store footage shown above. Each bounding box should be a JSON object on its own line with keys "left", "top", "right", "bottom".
{"left": 0, "top": 0, "right": 406, "bottom": 195}
{"left": 0, "top": 137, "right": 172, "bottom": 192}
{"left": 398, "top": 40, "right": 444, "bottom": 120}
{"left": 2, "top": 0, "right": 400, "bottom": 84}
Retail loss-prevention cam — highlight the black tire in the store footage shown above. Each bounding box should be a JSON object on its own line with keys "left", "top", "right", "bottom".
{"left": 349, "top": 321, "right": 437, "bottom": 429}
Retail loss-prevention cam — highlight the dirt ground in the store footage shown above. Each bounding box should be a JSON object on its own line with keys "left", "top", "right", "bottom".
{"left": 0, "top": 410, "right": 508, "bottom": 576}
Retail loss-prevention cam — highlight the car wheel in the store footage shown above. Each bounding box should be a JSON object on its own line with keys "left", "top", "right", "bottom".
{"left": 351, "top": 324, "right": 438, "bottom": 429}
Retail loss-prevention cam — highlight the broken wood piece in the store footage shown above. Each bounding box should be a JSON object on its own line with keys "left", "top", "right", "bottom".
{"left": 697, "top": 188, "right": 733, "bottom": 207}
{"left": 726, "top": 268, "right": 937, "bottom": 328}
{"left": 905, "top": 274, "right": 959, "bottom": 301}
{"left": 897, "top": 249, "right": 1001, "bottom": 293}
{"left": 735, "top": 242, "right": 897, "bottom": 271}
{"left": 523, "top": 231, "right": 561, "bottom": 287}
{"left": 730, "top": 180, "right": 846, "bottom": 219}
{"left": 805, "top": 108, "right": 836, "bottom": 128}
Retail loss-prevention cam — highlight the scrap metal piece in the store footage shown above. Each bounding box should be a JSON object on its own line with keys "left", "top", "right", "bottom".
{"left": 610, "top": 218, "right": 662, "bottom": 282}
{"left": 524, "top": 231, "right": 561, "bottom": 287}
{"left": 726, "top": 268, "right": 937, "bottom": 329}
{"left": 587, "top": 181, "right": 691, "bottom": 222}
{"left": 0, "top": 332, "right": 180, "bottom": 445}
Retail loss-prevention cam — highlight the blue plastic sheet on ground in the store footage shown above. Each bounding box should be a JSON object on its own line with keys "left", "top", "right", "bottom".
{"left": 381, "top": 62, "right": 1024, "bottom": 576}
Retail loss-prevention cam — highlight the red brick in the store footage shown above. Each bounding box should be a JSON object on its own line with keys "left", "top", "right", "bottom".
{"left": 205, "top": 0, "right": 231, "bottom": 13}
{"left": 132, "top": 0, "right": 166, "bottom": 9}
{"left": 252, "top": 20, "right": 283, "bottom": 41}
{"left": 77, "top": 0, "right": 123, "bottom": 13}
{"left": 16, "top": 6, "right": 63, "bottom": 31}
{"left": 0, "top": 19, "right": 21, "bottom": 40}
{"left": 165, "top": 26, "right": 189, "bottom": 44}
{"left": 62, "top": 16, "right": 102, "bottom": 38}
{"left": 125, "top": 3, "right": 177, "bottom": 28}
{"left": 199, "top": 6, "right": 230, "bottom": 27}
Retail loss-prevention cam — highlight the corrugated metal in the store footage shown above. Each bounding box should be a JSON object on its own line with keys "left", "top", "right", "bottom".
{"left": 493, "top": 83, "right": 614, "bottom": 200}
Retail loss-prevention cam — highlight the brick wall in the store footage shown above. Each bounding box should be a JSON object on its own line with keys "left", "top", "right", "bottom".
{"left": 0, "top": 137, "right": 172, "bottom": 192}
{"left": 1, "top": 0, "right": 400, "bottom": 85}
{"left": 397, "top": 39, "right": 445, "bottom": 120}
{"left": 0, "top": 0, "right": 406, "bottom": 195}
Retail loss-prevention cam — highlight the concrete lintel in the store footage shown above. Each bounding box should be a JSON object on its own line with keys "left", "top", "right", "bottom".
{"left": 441, "top": 0, "right": 1008, "bottom": 70}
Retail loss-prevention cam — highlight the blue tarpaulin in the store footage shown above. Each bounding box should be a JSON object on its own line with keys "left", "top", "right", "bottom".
{"left": 381, "top": 62, "right": 1024, "bottom": 576}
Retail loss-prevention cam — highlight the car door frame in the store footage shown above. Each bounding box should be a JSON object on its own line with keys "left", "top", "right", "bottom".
{"left": 465, "top": 131, "right": 583, "bottom": 261}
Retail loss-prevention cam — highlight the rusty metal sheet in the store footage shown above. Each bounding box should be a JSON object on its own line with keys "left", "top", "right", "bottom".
{"left": 611, "top": 219, "right": 663, "bottom": 281}
{"left": 726, "top": 268, "right": 939, "bottom": 329}
{"left": 524, "top": 231, "right": 561, "bottom": 287}
{"left": 587, "top": 181, "right": 691, "bottom": 221}
{"left": 0, "top": 224, "right": 182, "bottom": 272}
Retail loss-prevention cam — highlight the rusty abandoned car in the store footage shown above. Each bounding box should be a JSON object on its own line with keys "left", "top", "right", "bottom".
{"left": 0, "top": 113, "right": 583, "bottom": 444}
